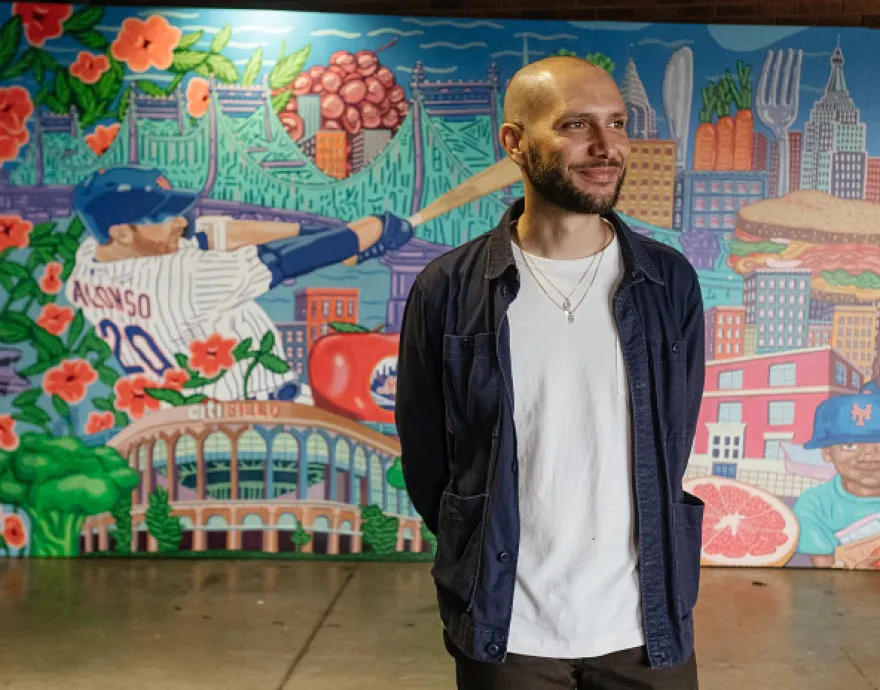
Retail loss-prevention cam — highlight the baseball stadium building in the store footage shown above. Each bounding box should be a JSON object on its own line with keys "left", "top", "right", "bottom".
{"left": 81, "top": 401, "right": 425, "bottom": 556}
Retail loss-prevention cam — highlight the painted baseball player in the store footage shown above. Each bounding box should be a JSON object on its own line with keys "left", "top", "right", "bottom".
{"left": 794, "top": 394, "right": 880, "bottom": 569}
{"left": 66, "top": 165, "right": 413, "bottom": 401}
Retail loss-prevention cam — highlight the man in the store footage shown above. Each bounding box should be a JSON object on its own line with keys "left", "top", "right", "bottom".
{"left": 794, "top": 394, "right": 880, "bottom": 570}
{"left": 396, "top": 56, "right": 705, "bottom": 689}
{"left": 67, "top": 165, "right": 412, "bottom": 401}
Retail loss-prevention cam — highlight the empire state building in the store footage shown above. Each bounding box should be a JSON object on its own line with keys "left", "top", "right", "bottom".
{"left": 800, "top": 45, "right": 867, "bottom": 199}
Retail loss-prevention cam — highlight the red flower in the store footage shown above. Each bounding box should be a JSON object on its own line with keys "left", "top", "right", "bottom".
{"left": 111, "top": 15, "right": 181, "bottom": 73}
{"left": 0, "top": 86, "right": 34, "bottom": 134}
{"left": 0, "top": 215, "right": 33, "bottom": 252}
{"left": 39, "top": 261, "right": 63, "bottom": 294}
{"left": 0, "top": 414, "right": 19, "bottom": 451}
{"left": 36, "top": 304, "right": 74, "bottom": 336}
{"left": 12, "top": 3, "right": 72, "bottom": 47}
{"left": 186, "top": 78, "right": 210, "bottom": 118}
{"left": 69, "top": 51, "right": 110, "bottom": 85}
{"left": 2, "top": 514, "right": 27, "bottom": 550}
{"left": 0, "top": 127, "right": 29, "bottom": 164}
{"left": 42, "top": 359, "right": 98, "bottom": 404}
{"left": 162, "top": 369, "right": 190, "bottom": 391}
{"left": 189, "top": 334, "right": 237, "bottom": 377}
{"left": 85, "top": 411, "right": 115, "bottom": 435}
{"left": 114, "top": 375, "right": 162, "bottom": 420}
{"left": 85, "top": 123, "right": 120, "bottom": 156}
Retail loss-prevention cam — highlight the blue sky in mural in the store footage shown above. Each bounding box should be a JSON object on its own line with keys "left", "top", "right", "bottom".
{"left": 23, "top": 9, "right": 878, "bottom": 153}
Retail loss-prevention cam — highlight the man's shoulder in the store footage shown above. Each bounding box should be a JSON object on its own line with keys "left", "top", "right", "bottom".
{"left": 413, "top": 233, "right": 493, "bottom": 302}
{"left": 627, "top": 227, "right": 701, "bottom": 300}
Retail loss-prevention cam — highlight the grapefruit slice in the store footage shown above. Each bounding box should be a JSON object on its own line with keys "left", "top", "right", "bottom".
{"left": 683, "top": 476, "right": 800, "bottom": 568}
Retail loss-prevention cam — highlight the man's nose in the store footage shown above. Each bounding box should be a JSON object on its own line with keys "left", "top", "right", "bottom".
{"left": 586, "top": 124, "right": 612, "bottom": 158}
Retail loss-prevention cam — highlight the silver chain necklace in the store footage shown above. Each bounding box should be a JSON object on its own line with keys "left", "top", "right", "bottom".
{"left": 514, "top": 219, "right": 612, "bottom": 324}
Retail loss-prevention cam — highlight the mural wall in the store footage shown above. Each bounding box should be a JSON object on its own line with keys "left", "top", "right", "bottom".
{"left": 1, "top": 3, "right": 879, "bottom": 570}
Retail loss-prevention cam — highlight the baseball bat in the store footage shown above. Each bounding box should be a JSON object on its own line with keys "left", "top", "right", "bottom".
{"left": 343, "top": 157, "right": 522, "bottom": 265}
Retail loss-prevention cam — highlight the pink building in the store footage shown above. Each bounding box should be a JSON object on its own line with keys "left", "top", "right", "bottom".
{"left": 695, "top": 347, "right": 863, "bottom": 464}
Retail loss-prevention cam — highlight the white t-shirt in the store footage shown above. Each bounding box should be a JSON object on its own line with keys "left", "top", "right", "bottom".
{"left": 506, "top": 231, "right": 645, "bottom": 659}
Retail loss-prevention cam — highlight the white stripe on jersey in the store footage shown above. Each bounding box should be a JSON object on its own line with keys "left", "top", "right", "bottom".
{"left": 67, "top": 238, "right": 293, "bottom": 401}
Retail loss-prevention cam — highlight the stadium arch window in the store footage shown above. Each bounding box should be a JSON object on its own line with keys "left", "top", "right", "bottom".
{"left": 334, "top": 439, "right": 352, "bottom": 503}
{"left": 175, "top": 435, "right": 198, "bottom": 494}
{"left": 178, "top": 515, "right": 194, "bottom": 552}
{"left": 152, "top": 439, "right": 168, "bottom": 498}
{"left": 353, "top": 447, "right": 368, "bottom": 506}
{"left": 271, "top": 433, "right": 299, "bottom": 498}
{"left": 276, "top": 512, "right": 299, "bottom": 553}
{"left": 306, "top": 434, "right": 330, "bottom": 499}
{"left": 238, "top": 429, "right": 267, "bottom": 501}
{"left": 311, "top": 515, "right": 332, "bottom": 554}
{"left": 204, "top": 432, "right": 233, "bottom": 500}
{"left": 242, "top": 514, "right": 265, "bottom": 552}
{"left": 339, "top": 520, "right": 355, "bottom": 554}
{"left": 369, "top": 454, "right": 384, "bottom": 508}
{"left": 205, "top": 514, "right": 229, "bottom": 551}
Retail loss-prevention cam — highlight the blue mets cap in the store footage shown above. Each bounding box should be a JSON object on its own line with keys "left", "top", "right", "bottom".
{"left": 804, "top": 394, "right": 880, "bottom": 449}
{"left": 73, "top": 166, "right": 199, "bottom": 244}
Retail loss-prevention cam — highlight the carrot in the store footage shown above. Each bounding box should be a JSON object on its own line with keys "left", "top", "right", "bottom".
{"left": 694, "top": 84, "right": 717, "bottom": 170}
{"left": 714, "top": 78, "right": 735, "bottom": 170}
{"left": 730, "top": 63, "right": 754, "bottom": 171}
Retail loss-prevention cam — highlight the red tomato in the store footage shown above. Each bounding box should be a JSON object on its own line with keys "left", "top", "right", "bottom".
{"left": 309, "top": 328, "right": 399, "bottom": 424}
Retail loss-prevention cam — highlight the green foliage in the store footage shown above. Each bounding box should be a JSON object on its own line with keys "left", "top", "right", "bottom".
{"left": 386, "top": 458, "right": 406, "bottom": 491}
{"left": 145, "top": 488, "right": 182, "bottom": 553}
{"left": 554, "top": 48, "right": 614, "bottom": 74}
{"left": 110, "top": 494, "right": 133, "bottom": 555}
{"left": 241, "top": 47, "right": 263, "bottom": 86}
{"left": 177, "top": 31, "right": 203, "bottom": 50}
{"left": 0, "top": 15, "right": 23, "bottom": 73}
{"left": 361, "top": 505, "right": 400, "bottom": 555}
{"left": 291, "top": 523, "right": 311, "bottom": 550}
{"left": 268, "top": 45, "right": 311, "bottom": 90}
{"left": 210, "top": 25, "right": 232, "bottom": 54}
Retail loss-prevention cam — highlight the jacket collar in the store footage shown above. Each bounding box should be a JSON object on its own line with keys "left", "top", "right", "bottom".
{"left": 485, "top": 197, "right": 665, "bottom": 286}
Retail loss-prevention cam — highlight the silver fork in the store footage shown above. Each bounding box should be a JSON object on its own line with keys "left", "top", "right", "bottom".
{"left": 756, "top": 48, "right": 803, "bottom": 196}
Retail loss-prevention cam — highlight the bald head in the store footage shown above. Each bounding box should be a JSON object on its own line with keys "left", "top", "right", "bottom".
{"left": 503, "top": 55, "right": 619, "bottom": 128}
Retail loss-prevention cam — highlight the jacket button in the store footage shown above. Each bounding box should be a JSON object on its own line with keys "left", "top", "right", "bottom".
{"left": 486, "top": 643, "right": 501, "bottom": 656}
{"left": 498, "top": 551, "right": 511, "bottom": 563}
{"left": 672, "top": 343, "right": 680, "bottom": 353}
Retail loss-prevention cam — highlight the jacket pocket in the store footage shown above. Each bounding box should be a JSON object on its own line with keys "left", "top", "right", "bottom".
{"left": 671, "top": 490, "right": 705, "bottom": 619}
{"left": 431, "top": 491, "right": 488, "bottom": 613}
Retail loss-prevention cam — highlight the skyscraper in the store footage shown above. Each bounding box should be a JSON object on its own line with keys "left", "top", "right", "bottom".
{"left": 743, "top": 269, "right": 812, "bottom": 355}
{"left": 621, "top": 58, "right": 658, "bottom": 140}
{"left": 800, "top": 45, "right": 867, "bottom": 198}
{"left": 789, "top": 131, "right": 803, "bottom": 192}
{"left": 752, "top": 132, "right": 768, "bottom": 171}
{"left": 615, "top": 140, "right": 676, "bottom": 228}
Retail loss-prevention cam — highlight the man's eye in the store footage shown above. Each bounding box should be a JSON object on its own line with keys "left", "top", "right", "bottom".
{"left": 611, "top": 120, "right": 626, "bottom": 129}
{"left": 843, "top": 443, "right": 858, "bottom": 451}
{"left": 565, "top": 121, "right": 586, "bottom": 129}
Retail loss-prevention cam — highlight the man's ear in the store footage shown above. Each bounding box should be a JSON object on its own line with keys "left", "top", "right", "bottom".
{"left": 107, "top": 223, "right": 135, "bottom": 246}
{"left": 500, "top": 123, "right": 525, "bottom": 166}
{"left": 820, "top": 448, "right": 833, "bottom": 465}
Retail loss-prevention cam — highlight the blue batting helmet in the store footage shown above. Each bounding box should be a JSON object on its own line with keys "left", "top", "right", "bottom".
{"left": 804, "top": 394, "right": 880, "bottom": 449}
{"left": 73, "top": 166, "right": 200, "bottom": 244}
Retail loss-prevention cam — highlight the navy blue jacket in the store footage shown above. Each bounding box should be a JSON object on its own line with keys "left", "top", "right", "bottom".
{"left": 395, "top": 198, "right": 706, "bottom": 669}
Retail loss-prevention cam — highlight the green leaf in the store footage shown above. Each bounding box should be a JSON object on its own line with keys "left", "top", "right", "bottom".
{"left": 66, "top": 217, "right": 86, "bottom": 241}
{"left": 71, "top": 29, "right": 109, "bottom": 51}
{"left": 96, "top": 57, "right": 124, "bottom": 103}
{"left": 259, "top": 331, "right": 276, "bottom": 355}
{"left": 165, "top": 73, "right": 184, "bottom": 96}
{"left": 184, "top": 394, "right": 207, "bottom": 405}
{"left": 135, "top": 80, "right": 168, "bottom": 98}
{"left": 92, "top": 397, "right": 114, "bottom": 412}
{"left": 1, "top": 47, "right": 35, "bottom": 80}
{"left": 241, "top": 47, "right": 263, "bottom": 86}
{"left": 113, "top": 411, "right": 129, "bottom": 427}
{"left": 96, "top": 364, "right": 119, "bottom": 387}
{"left": 116, "top": 85, "right": 132, "bottom": 120}
{"left": 258, "top": 354, "right": 290, "bottom": 374}
{"left": 2, "top": 318, "right": 34, "bottom": 344}
{"left": 32, "top": 328, "right": 64, "bottom": 358}
{"left": 232, "top": 337, "right": 253, "bottom": 360}
{"left": 83, "top": 332, "right": 112, "bottom": 359}
{"left": 70, "top": 75, "right": 99, "bottom": 115}
{"left": 44, "top": 94, "right": 67, "bottom": 114}
{"left": 66, "top": 311, "right": 85, "bottom": 349}
{"left": 36, "top": 291, "right": 55, "bottom": 307}
{"left": 0, "top": 16, "right": 23, "bottom": 73}
{"left": 52, "top": 394, "right": 71, "bottom": 419}
{"left": 12, "top": 389, "right": 42, "bottom": 409}
{"left": 177, "top": 31, "right": 204, "bottom": 51}
{"left": 3, "top": 262, "right": 29, "bottom": 279}
{"left": 204, "top": 54, "right": 238, "bottom": 84}
{"left": 0, "top": 273, "right": 13, "bottom": 292}
{"left": 328, "top": 322, "right": 370, "bottom": 333}
{"left": 210, "top": 24, "right": 232, "bottom": 54}
{"left": 271, "top": 90, "right": 292, "bottom": 114}
{"left": 13, "top": 404, "right": 51, "bottom": 428}
{"left": 30, "top": 222, "right": 56, "bottom": 240}
{"left": 64, "top": 6, "right": 104, "bottom": 33}
{"left": 54, "top": 69, "right": 72, "bottom": 109}
{"left": 18, "top": 359, "right": 54, "bottom": 377}
{"left": 174, "top": 353, "right": 190, "bottom": 370}
{"left": 268, "top": 45, "right": 311, "bottom": 90}
{"left": 143, "top": 387, "right": 186, "bottom": 406}
{"left": 170, "top": 50, "right": 209, "bottom": 73}
{"left": 11, "top": 277, "right": 39, "bottom": 301}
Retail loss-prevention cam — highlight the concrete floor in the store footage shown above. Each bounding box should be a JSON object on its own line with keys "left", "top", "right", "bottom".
{"left": 0, "top": 561, "right": 877, "bottom": 690}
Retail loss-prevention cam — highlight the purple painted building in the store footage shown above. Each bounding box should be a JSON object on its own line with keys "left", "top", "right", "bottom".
{"left": 380, "top": 238, "right": 452, "bottom": 333}
{"left": 679, "top": 229, "right": 720, "bottom": 270}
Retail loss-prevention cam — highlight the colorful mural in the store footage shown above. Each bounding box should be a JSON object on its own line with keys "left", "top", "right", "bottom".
{"left": 1, "top": 4, "right": 879, "bottom": 569}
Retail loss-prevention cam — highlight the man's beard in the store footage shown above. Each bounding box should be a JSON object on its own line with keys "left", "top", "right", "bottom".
{"left": 523, "top": 147, "right": 625, "bottom": 215}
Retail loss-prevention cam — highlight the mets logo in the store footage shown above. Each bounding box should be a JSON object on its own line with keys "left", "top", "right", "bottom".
{"left": 851, "top": 403, "right": 872, "bottom": 427}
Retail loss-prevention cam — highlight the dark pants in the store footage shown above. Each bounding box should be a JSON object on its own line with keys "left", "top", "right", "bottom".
{"left": 445, "top": 632, "right": 698, "bottom": 690}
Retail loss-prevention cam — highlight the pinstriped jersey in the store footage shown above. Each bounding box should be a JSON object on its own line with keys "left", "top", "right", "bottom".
{"left": 66, "top": 237, "right": 292, "bottom": 400}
